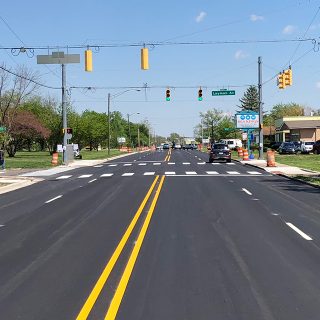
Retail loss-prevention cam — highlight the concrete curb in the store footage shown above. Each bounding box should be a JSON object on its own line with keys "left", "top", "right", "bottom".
{"left": 0, "top": 177, "right": 43, "bottom": 194}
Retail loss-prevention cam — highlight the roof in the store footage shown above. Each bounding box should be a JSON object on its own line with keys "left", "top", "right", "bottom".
{"left": 279, "top": 120, "right": 320, "bottom": 130}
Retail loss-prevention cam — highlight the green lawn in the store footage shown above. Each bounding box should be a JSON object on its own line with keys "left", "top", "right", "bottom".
{"left": 3, "top": 149, "right": 125, "bottom": 169}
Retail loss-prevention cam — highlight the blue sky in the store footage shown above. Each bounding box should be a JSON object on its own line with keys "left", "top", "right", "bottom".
{"left": 1, "top": 0, "right": 320, "bottom": 137}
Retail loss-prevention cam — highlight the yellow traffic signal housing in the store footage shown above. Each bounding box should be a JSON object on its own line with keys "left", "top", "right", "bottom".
{"left": 277, "top": 72, "right": 286, "bottom": 89}
{"left": 284, "top": 68, "right": 292, "bottom": 86}
{"left": 166, "top": 89, "right": 171, "bottom": 101}
{"left": 85, "top": 49, "right": 93, "bottom": 72}
{"left": 141, "top": 48, "right": 149, "bottom": 70}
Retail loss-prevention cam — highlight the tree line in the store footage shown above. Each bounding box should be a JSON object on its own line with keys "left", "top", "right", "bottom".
{"left": 0, "top": 65, "right": 151, "bottom": 157}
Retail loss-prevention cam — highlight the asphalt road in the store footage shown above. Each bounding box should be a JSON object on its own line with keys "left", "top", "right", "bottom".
{"left": 0, "top": 149, "right": 320, "bottom": 319}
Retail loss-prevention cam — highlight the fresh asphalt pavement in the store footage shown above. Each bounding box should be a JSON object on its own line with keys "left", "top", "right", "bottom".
{"left": 0, "top": 149, "right": 319, "bottom": 319}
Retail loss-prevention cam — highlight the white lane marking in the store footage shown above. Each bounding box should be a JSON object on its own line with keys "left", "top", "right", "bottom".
{"left": 206, "top": 171, "right": 219, "bottom": 175}
{"left": 94, "top": 165, "right": 103, "bottom": 168}
{"left": 144, "top": 172, "right": 155, "bottom": 175}
{"left": 138, "top": 163, "right": 147, "bottom": 166}
{"left": 45, "top": 195, "right": 62, "bottom": 203}
{"left": 134, "top": 160, "right": 137, "bottom": 162}
{"left": 123, "top": 163, "right": 132, "bottom": 166}
{"left": 271, "top": 213, "right": 279, "bottom": 216}
{"left": 242, "top": 188, "right": 252, "bottom": 195}
{"left": 78, "top": 174, "right": 93, "bottom": 179}
{"left": 286, "top": 222, "right": 313, "bottom": 241}
{"left": 122, "top": 173, "right": 135, "bottom": 176}
{"left": 168, "top": 162, "right": 175, "bottom": 165}
{"left": 101, "top": 173, "right": 114, "bottom": 177}
{"left": 88, "top": 179, "right": 97, "bottom": 183}
{"left": 227, "top": 171, "right": 240, "bottom": 175}
{"left": 108, "top": 164, "right": 117, "bottom": 167}
{"left": 247, "top": 171, "right": 262, "bottom": 175}
{"left": 0, "top": 225, "right": 5, "bottom": 228}
{"left": 165, "top": 172, "right": 176, "bottom": 175}
{"left": 56, "top": 175, "right": 72, "bottom": 180}
{"left": 197, "top": 162, "right": 206, "bottom": 165}
{"left": 226, "top": 163, "right": 235, "bottom": 165}
{"left": 183, "top": 162, "right": 190, "bottom": 165}
{"left": 211, "top": 163, "right": 221, "bottom": 165}
{"left": 153, "top": 163, "right": 161, "bottom": 165}
{"left": 186, "top": 171, "right": 197, "bottom": 175}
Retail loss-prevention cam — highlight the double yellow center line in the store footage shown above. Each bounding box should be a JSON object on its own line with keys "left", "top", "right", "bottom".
{"left": 164, "top": 149, "right": 171, "bottom": 162}
{"left": 76, "top": 175, "right": 166, "bottom": 320}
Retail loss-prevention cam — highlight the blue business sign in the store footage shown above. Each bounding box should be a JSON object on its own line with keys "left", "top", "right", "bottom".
{"left": 236, "top": 113, "right": 259, "bottom": 129}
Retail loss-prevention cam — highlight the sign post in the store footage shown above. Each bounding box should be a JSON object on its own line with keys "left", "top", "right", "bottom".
{"left": 37, "top": 52, "right": 80, "bottom": 164}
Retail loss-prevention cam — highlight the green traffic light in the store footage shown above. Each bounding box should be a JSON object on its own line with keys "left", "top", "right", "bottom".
{"left": 198, "top": 97, "right": 203, "bottom": 101}
{"left": 166, "top": 97, "right": 170, "bottom": 101}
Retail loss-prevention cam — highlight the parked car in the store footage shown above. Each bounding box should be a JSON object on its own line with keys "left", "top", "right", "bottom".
{"left": 183, "top": 144, "right": 196, "bottom": 150}
{"left": 292, "top": 141, "right": 302, "bottom": 153}
{"left": 174, "top": 144, "right": 182, "bottom": 150}
{"left": 269, "top": 141, "right": 282, "bottom": 151}
{"left": 219, "top": 139, "right": 242, "bottom": 150}
{"left": 278, "top": 142, "right": 297, "bottom": 154}
{"left": 163, "top": 143, "right": 170, "bottom": 150}
{"left": 312, "top": 140, "right": 320, "bottom": 154}
{"left": 301, "top": 141, "right": 314, "bottom": 154}
{"left": 209, "top": 143, "right": 231, "bottom": 163}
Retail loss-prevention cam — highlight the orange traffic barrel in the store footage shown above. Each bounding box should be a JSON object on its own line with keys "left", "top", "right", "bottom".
{"left": 238, "top": 148, "right": 243, "bottom": 158}
{"left": 51, "top": 152, "right": 59, "bottom": 165}
{"left": 243, "top": 149, "right": 249, "bottom": 161}
{"left": 267, "top": 150, "right": 276, "bottom": 167}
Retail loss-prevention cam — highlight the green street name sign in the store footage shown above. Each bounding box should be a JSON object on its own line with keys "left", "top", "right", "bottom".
{"left": 0, "top": 126, "right": 6, "bottom": 132}
{"left": 212, "top": 90, "right": 235, "bottom": 96}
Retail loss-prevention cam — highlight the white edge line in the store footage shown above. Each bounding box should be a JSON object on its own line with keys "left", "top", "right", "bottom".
{"left": 88, "top": 179, "right": 97, "bottom": 183}
{"left": 286, "top": 222, "right": 313, "bottom": 240}
{"left": 45, "top": 195, "right": 63, "bottom": 204}
{"left": 242, "top": 188, "right": 252, "bottom": 195}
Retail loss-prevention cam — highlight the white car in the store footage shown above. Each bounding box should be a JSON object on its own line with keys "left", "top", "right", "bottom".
{"left": 301, "top": 141, "right": 314, "bottom": 154}
{"left": 174, "top": 144, "right": 182, "bottom": 149}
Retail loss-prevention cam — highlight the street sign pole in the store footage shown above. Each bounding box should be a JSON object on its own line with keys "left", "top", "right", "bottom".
{"left": 37, "top": 52, "right": 80, "bottom": 164}
{"left": 258, "top": 56, "right": 264, "bottom": 160}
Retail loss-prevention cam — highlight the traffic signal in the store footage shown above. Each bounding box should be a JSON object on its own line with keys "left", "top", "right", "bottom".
{"left": 277, "top": 72, "right": 286, "bottom": 89}
{"left": 198, "top": 88, "right": 203, "bottom": 101}
{"left": 141, "top": 48, "right": 149, "bottom": 70}
{"left": 66, "top": 128, "right": 73, "bottom": 134}
{"left": 284, "top": 67, "right": 292, "bottom": 86}
{"left": 166, "top": 89, "right": 171, "bottom": 101}
{"left": 85, "top": 49, "right": 93, "bottom": 72}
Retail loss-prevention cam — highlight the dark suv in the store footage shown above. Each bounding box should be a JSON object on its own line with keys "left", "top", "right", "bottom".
{"left": 209, "top": 143, "right": 231, "bottom": 163}
{"left": 312, "top": 140, "right": 320, "bottom": 154}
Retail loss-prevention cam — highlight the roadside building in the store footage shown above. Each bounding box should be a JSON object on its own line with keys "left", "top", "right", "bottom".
{"left": 274, "top": 116, "right": 320, "bottom": 142}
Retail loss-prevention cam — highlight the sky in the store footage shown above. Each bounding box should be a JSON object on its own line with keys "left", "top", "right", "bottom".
{"left": 1, "top": 0, "right": 320, "bottom": 137}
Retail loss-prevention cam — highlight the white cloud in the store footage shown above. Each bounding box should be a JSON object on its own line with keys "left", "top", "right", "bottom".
{"left": 195, "top": 11, "right": 207, "bottom": 23}
{"left": 234, "top": 50, "right": 249, "bottom": 60}
{"left": 282, "top": 25, "right": 297, "bottom": 35}
{"left": 316, "top": 82, "right": 320, "bottom": 89}
{"left": 250, "top": 14, "right": 264, "bottom": 22}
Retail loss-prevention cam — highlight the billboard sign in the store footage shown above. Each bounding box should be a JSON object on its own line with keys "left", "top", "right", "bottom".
{"left": 236, "top": 113, "right": 259, "bottom": 129}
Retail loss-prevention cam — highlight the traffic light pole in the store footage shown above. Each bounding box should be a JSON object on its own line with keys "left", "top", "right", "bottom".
{"left": 258, "top": 56, "right": 264, "bottom": 160}
{"left": 62, "top": 64, "right": 68, "bottom": 164}
{"left": 107, "top": 93, "right": 111, "bottom": 156}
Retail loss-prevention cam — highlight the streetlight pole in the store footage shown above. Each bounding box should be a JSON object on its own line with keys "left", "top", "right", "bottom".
{"left": 107, "top": 89, "right": 140, "bottom": 156}
{"left": 127, "top": 112, "right": 140, "bottom": 147}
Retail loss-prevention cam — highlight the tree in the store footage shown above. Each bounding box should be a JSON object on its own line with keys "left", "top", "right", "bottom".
{"left": 238, "top": 85, "right": 259, "bottom": 112}
{"left": 194, "top": 109, "right": 238, "bottom": 142}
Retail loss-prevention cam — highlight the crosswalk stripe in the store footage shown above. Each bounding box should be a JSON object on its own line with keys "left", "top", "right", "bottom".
{"left": 56, "top": 175, "right": 72, "bottom": 180}
{"left": 211, "top": 163, "right": 221, "bottom": 165}
{"left": 197, "top": 162, "right": 206, "bottom": 165}
{"left": 247, "top": 171, "right": 262, "bottom": 175}
{"left": 123, "top": 163, "right": 132, "bottom": 166}
{"left": 101, "top": 173, "right": 114, "bottom": 177}
{"left": 122, "top": 173, "right": 135, "bottom": 176}
{"left": 168, "top": 162, "right": 175, "bottom": 165}
{"left": 165, "top": 172, "right": 176, "bottom": 175}
{"left": 227, "top": 171, "right": 240, "bottom": 175}
{"left": 206, "top": 171, "right": 219, "bottom": 175}
{"left": 94, "top": 165, "right": 103, "bottom": 168}
{"left": 78, "top": 174, "right": 93, "bottom": 179}
{"left": 138, "top": 163, "right": 147, "bottom": 166}
{"left": 182, "top": 162, "right": 190, "bottom": 165}
{"left": 108, "top": 164, "right": 117, "bottom": 167}
{"left": 186, "top": 171, "right": 197, "bottom": 175}
{"left": 153, "top": 163, "right": 161, "bottom": 165}
{"left": 144, "top": 172, "right": 155, "bottom": 175}
{"left": 226, "top": 163, "right": 235, "bottom": 165}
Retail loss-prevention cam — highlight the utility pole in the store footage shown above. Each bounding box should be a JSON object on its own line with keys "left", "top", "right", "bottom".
{"left": 62, "top": 64, "right": 67, "bottom": 164}
{"left": 137, "top": 126, "right": 140, "bottom": 149}
{"left": 127, "top": 114, "right": 131, "bottom": 147}
{"left": 107, "top": 93, "right": 111, "bottom": 156}
{"left": 258, "top": 56, "right": 264, "bottom": 159}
